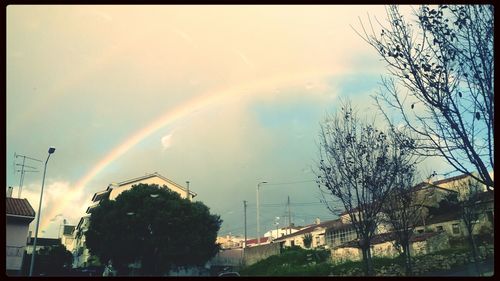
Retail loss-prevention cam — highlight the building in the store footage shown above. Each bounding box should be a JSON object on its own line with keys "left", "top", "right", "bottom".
{"left": 216, "top": 235, "right": 246, "bottom": 249}
{"left": 25, "top": 237, "right": 62, "bottom": 254}
{"left": 244, "top": 237, "right": 271, "bottom": 247}
{"left": 274, "top": 219, "right": 344, "bottom": 249}
{"left": 6, "top": 197, "right": 36, "bottom": 276}
{"left": 264, "top": 225, "right": 302, "bottom": 240}
{"left": 61, "top": 225, "right": 76, "bottom": 252}
{"left": 72, "top": 172, "right": 196, "bottom": 269}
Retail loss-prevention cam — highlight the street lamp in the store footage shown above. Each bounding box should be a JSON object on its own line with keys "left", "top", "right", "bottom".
{"left": 256, "top": 181, "right": 268, "bottom": 245}
{"left": 29, "top": 146, "right": 55, "bottom": 276}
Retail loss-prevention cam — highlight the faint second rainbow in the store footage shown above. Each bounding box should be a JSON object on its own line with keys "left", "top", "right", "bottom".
{"left": 40, "top": 68, "right": 336, "bottom": 230}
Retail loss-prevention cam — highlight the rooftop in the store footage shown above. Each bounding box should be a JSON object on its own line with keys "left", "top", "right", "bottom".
{"left": 27, "top": 237, "right": 62, "bottom": 247}
{"left": 6, "top": 197, "right": 35, "bottom": 218}
{"left": 275, "top": 219, "right": 350, "bottom": 242}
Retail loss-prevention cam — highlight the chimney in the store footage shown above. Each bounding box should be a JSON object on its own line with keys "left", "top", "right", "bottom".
{"left": 186, "top": 181, "right": 190, "bottom": 201}
{"left": 315, "top": 217, "right": 321, "bottom": 225}
{"left": 7, "top": 186, "right": 13, "bottom": 197}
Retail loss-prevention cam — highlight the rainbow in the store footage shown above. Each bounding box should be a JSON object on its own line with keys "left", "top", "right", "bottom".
{"left": 40, "top": 68, "right": 336, "bottom": 230}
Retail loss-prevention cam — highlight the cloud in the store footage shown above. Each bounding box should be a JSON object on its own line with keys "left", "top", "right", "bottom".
{"left": 21, "top": 180, "right": 86, "bottom": 236}
{"left": 161, "top": 131, "right": 175, "bottom": 150}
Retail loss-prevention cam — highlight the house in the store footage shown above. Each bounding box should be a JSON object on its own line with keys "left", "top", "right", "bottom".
{"left": 414, "top": 191, "right": 494, "bottom": 237}
{"left": 6, "top": 197, "right": 36, "bottom": 276}
{"left": 274, "top": 219, "right": 342, "bottom": 249}
{"left": 430, "top": 173, "right": 490, "bottom": 198}
{"left": 86, "top": 172, "right": 196, "bottom": 214}
{"left": 324, "top": 220, "right": 357, "bottom": 249}
{"left": 264, "top": 225, "right": 302, "bottom": 240}
{"left": 244, "top": 237, "right": 271, "bottom": 247}
{"left": 25, "top": 237, "right": 62, "bottom": 254}
{"left": 72, "top": 172, "right": 196, "bottom": 269}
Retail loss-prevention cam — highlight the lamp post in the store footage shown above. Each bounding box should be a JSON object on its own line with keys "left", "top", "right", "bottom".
{"left": 256, "top": 181, "right": 267, "bottom": 245}
{"left": 29, "top": 146, "right": 55, "bottom": 276}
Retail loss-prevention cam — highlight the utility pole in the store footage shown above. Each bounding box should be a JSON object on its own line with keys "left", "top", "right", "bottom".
{"left": 243, "top": 200, "right": 247, "bottom": 248}
{"left": 287, "top": 196, "right": 291, "bottom": 235}
{"left": 15, "top": 153, "right": 42, "bottom": 198}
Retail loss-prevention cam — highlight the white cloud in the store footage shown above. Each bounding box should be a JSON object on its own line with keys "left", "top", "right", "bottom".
{"left": 20, "top": 180, "right": 86, "bottom": 237}
{"left": 161, "top": 131, "right": 175, "bottom": 151}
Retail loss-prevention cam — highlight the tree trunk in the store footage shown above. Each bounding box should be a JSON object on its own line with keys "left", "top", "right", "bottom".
{"left": 402, "top": 243, "right": 412, "bottom": 276}
{"left": 361, "top": 246, "right": 374, "bottom": 276}
{"left": 468, "top": 234, "right": 482, "bottom": 276}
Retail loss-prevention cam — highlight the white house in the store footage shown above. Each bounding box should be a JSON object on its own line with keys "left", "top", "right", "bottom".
{"left": 6, "top": 197, "right": 36, "bottom": 276}
{"left": 274, "top": 219, "right": 343, "bottom": 249}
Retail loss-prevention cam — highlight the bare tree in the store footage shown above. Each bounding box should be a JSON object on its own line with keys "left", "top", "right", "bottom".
{"left": 381, "top": 168, "right": 429, "bottom": 276}
{"left": 316, "top": 100, "right": 416, "bottom": 276}
{"left": 356, "top": 5, "right": 494, "bottom": 190}
{"left": 449, "top": 179, "right": 491, "bottom": 276}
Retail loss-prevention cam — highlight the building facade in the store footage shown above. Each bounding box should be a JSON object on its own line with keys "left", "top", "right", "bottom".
{"left": 6, "top": 197, "right": 36, "bottom": 276}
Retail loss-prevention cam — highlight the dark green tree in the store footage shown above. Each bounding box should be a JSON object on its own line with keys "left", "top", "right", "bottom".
{"left": 22, "top": 245, "right": 73, "bottom": 276}
{"left": 302, "top": 233, "right": 313, "bottom": 248}
{"left": 85, "top": 183, "right": 222, "bottom": 276}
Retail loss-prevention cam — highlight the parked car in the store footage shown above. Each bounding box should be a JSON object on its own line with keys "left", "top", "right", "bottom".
{"left": 218, "top": 272, "right": 240, "bottom": 277}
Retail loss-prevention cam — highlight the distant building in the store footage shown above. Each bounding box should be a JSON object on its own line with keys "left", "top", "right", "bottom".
{"left": 244, "top": 237, "right": 271, "bottom": 247}
{"left": 264, "top": 225, "right": 302, "bottom": 240}
{"left": 6, "top": 197, "right": 36, "bottom": 276}
{"left": 274, "top": 219, "right": 346, "bottom": 249}
{"left": 61, "top": 225, "right": 76, "bottom": 252}
{"left": 25, "top": 237, "right": 62, "bottom": 254}
{"left": 216, "top": 235, "right": 246, "bottom": 249}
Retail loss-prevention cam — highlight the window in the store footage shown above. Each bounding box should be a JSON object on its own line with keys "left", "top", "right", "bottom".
{"left": 452, "top": 223, "right": 460, "bottom": 234}
{"left": 417, "top": 229, "right": 424, "bottom": 234}
{"left": 487, "top": 211, "right": 494, "bottom": 223}
{"left": 291, "top": 241, "right": 295, "bottom": 247}
{"left": 436, "top": 226, "right": 444, "bottom": 232}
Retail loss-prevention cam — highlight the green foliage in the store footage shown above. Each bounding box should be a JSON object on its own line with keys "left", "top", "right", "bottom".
{"left": 240, "top": 247, "right": 331, "bottom": 276}
{"left": 302, "top": 233, "right": 313, "bottom": 248}
{"left": 85, "top": 183, "right": 222, "bottom": 276}
{"left": 22, "top": 245, "right": 73, "bottom": 276}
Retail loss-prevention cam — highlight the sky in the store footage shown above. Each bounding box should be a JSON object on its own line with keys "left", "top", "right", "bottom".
{"left": 6, "top": 5, "right": 454, "bottom": 239}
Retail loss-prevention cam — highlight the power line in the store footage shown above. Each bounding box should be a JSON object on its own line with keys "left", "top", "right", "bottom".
{"left": 264, "top": 179, "right": 317, "bottom": 186}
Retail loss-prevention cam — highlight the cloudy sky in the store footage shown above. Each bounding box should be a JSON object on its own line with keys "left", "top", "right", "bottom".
{"left": 7, "top": 5, "right": 452, "bottom": 239}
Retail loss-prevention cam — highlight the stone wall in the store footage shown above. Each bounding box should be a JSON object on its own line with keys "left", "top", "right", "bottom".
{"left": 243, "top": 243, "right": 281, "bottom": 266}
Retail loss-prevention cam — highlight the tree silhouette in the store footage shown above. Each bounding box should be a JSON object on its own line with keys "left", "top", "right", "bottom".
{"left": 85, "top": 183, "right": 222, "bottom": 276}
{"left": 357, "top": 5, "right": 494, "bottom": 190}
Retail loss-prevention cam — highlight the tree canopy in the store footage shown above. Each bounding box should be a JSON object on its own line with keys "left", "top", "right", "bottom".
{"left": 85, "top": 183, "right": 222, "bottom": 276}
{"left": 22, "top": 245, "right": 73, "bottom": 276}
{"left": 316, "top": 100, "right": 417, "bottom": 276}
{"left": 358, "top": 5, "right": 494, "bottom": 189}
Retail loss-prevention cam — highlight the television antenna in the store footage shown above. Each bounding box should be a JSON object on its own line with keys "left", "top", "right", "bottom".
{"left": 14, "top": 153, "right": 42, "bottom": 198}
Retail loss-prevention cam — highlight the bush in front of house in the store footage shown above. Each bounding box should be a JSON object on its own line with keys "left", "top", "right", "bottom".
{"left": 240, "top": 247, "right": 331, "bottom": 276}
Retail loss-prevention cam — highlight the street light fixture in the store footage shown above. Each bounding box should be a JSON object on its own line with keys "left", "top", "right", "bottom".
{"left": 29, "top": 146, "right": 55, "bottom": 276}
{"left": 256, "top": 181, "right": 268, "bottom": 245}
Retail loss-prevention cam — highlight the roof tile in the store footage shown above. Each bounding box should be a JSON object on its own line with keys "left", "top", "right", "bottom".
{"left": 6, "top": 198, "right": 35, "bottom": 217}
